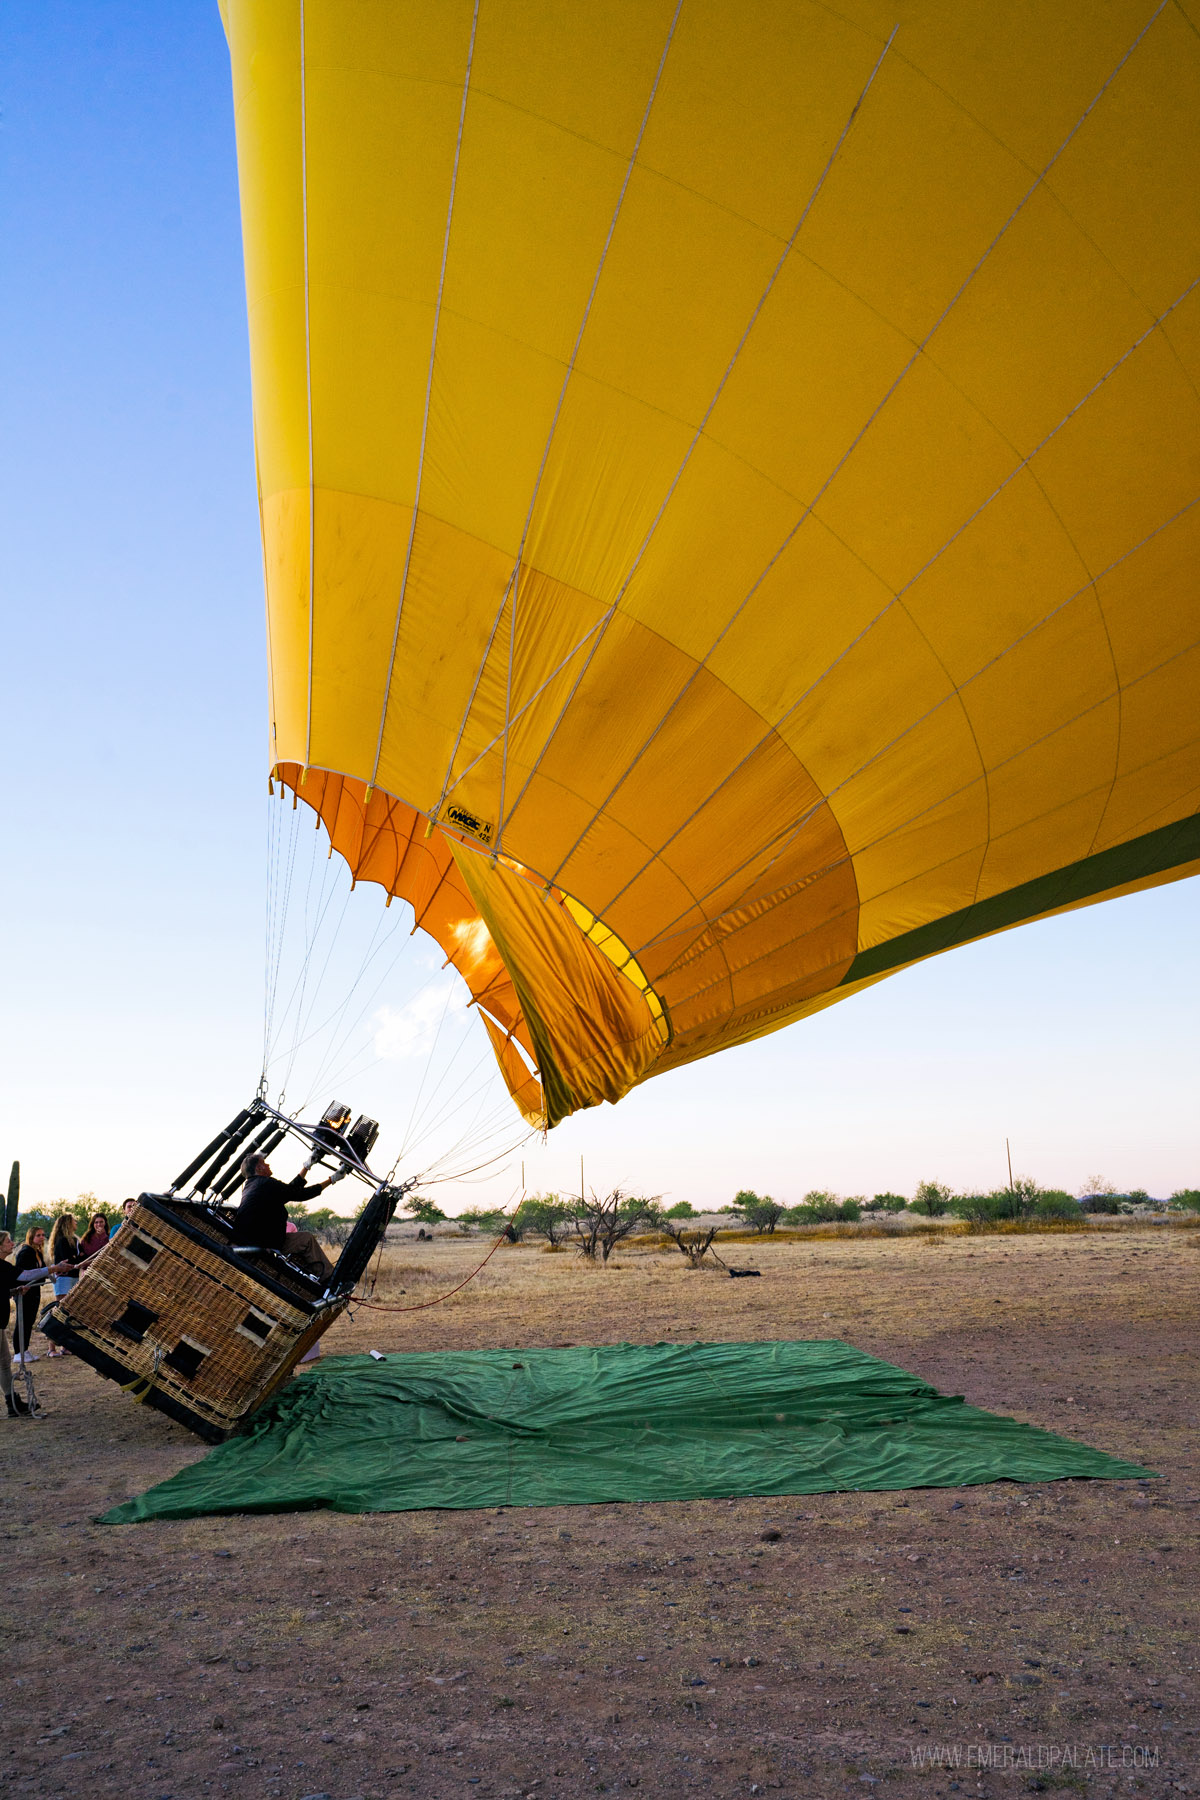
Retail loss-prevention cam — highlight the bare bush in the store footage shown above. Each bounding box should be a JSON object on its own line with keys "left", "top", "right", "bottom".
{"left": 568, "top": 1189, "right": 660, "bottom": 1262}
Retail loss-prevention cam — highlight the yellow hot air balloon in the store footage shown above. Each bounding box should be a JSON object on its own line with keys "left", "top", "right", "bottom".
{"left": 221, "top": 0, "right": 1200, "bottom": 1129}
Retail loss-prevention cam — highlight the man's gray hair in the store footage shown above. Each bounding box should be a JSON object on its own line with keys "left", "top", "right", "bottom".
{"left": 240, "top": 1152, "right": 267, "bottom": 1182}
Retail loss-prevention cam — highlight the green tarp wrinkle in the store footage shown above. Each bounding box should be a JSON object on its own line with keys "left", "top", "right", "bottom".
{"left": 100, "top": 1339, "right": 1152, "bottom": 1523}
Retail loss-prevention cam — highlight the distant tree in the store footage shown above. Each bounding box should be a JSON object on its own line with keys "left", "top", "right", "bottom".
{"left": 1078, "top": 1174, "right": 1116, "bottom": 1199}
{"left": 665, "top": 1200, "right": 698, "bottom": 1219}
{"left": 15, "top": 1208, "right": 54, "bottom": 1241}
{"left": 839, "top": 1198, "right": 862, "bottom": 1222}
{"left": 1169, "top": 1189, "right": 1200, "bottom": 1213}
{"left": 513, "top": 1194, "right": 571, "bottom": 1244}
{"left": 403, "top": 1194, "right": 447, "bottom": 1227}
{"left": 1080, "top": 1194, "right": 1121, "bottom": 1215}
{"left": 1124, "top": 1189, "right": 1151, "bottom": 1207}
{"left": 1032, "top": 1190, "right": 1080, "bottom": 1219}
{"left": 731, "top": 1191, "right": 784, "bottom": 1234}
{"left": 868, "top": 1193, "right": 908, "bottom": 1213}
{"left": 568, "top": 1190, "right": 659, "bottom": 1262}
{"left": 457, "top": 1207, "right": 510, "bottom": 1236}
{"left": 788, "top": 1191, "right": 843, "bottom": 1224}
{"left": 909, "top": 1180, "right": 953, "bottom": 1217}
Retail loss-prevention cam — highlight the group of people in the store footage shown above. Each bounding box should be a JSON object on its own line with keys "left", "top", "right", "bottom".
{"left": 1, "top": 1199, "right": 137, "bottom": 1418}
{"left": 2, "top": 1156, "right": 345, "bottom": 1417}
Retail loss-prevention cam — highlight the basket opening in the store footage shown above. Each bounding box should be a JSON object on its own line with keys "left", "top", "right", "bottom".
{"left": 113, "top": 1299, "right": 158, "bottom": 1342}
{"left": 121, "top": 1234, "right": 159, "bottom": 1270}
{"left": 164, "top": 1338, "right": 210, "bottom": 1381}
{"left": 235, "top": 1308, "right": 275, "bottom": 1345}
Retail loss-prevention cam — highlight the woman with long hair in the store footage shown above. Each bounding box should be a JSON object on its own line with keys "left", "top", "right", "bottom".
{"left": 78, "top": 1211, "right": 110, "bottom": 1261}
{"left": 12, "top": 1227, "right": 46, "bottom": 1366}
{"left": 45, "top": 1214, "right": 83, "bottom": 1355}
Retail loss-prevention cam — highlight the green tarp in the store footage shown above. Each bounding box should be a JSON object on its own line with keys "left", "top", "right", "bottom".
{"left": 101, "top": 1339, "right": 1151, "bottom": 1523}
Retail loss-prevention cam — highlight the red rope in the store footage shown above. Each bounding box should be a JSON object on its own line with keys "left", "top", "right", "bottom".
{"left": 354, "top": 1227, "right": 512, "bottom": 1313}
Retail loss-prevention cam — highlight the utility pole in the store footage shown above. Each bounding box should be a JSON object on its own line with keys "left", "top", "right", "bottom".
{"left": 1006, "top": 1137, "right": 1014, "bottom": 1190}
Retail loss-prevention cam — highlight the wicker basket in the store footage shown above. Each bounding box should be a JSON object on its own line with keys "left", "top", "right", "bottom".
{"left": 42, "top": 1195, "right": 345, "bottom": 1442}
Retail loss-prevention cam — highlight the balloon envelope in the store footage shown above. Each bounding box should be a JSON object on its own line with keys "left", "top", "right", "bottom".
{"left": 222, "top": 0, "right": 1200, "bottom": 1126}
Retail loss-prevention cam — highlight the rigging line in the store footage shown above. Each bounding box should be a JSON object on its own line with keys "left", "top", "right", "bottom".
{"left": 401, "top": 1052, "right": 507, "bottom": 1165}
{"left": 499, "top": 24, "right": 900, "bottom": 866}
{"left": 400, "top": 1056, "right": 506, "bottom": 1173}
{"left": 264, "top": 793, "right": 303, "bottom": 1066}
{"left": 401, "top": 1051, "right": 512, "bottom": 1159}
{"left": 299, "top": 0, "right": 315, "bottom": 770}
{"left": 426, "top": 1076, "right": 526, "bottom": 1154}
{"left": 399, "top": 978, "right": 459, "bottom": 1157}
{"left": 417, "top": 1125, "right": 534, "bottom": 1186}
{"left": 489, "top": 2, "right": 1168, "bottom": 876}
{"left": 294, "top": 906, "right": 411, "bottom": 1104}
{"left": 282, "top": 880, "right": 356, "bottom": 1099}
{"left": 289, "top": 851, "right": 362, "bottom": 1061}
{"left": 264, "top": 785, "right": 296, "bottom": 1077}
{"left": 587, "top": 279, "right": 1199, "bottom": 936}
{"left": 275, "top": 828, "right": 343, "bottom": 1095}
{"left": 289, "top": 908, "right": 394, "bottom": 1081}
{"left": 301, "top": 948, "right": 451, "bottom": 1105}
{"left": 262, "top": 788, "right": 280, "bottom": 1079}
{"left": 268, "top": 820, "right": 327, "bottom": 1069}
{"left": 437, "top": 611, "right": 611, "bottom": 806}
{"left": 441, "top": 1112, "right": 536, "bottom": 1174}
{"left": 632, "top": 486, "right": 1200, "bottom": 970}
{"left": 490, "top": 0, "right": 687, "bottom": 843}
{"left": 356, "top": 1222, "right": 514, "bottom": 1314}
{"left": 424, "top": 1133, "right": 535, "bottom": 1187}
{"left": 263, "top": 790, "right": 283, "bottom": 1065}
{"left": 400, "top": 1008, "right": 489, "bottom": 1145}
{"left": 368, "top": 0, "right": 480, "bottom": 794}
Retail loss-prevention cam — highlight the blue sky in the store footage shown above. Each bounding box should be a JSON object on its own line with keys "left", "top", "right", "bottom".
{"left": 3, "top": 3, "right": 1196, "bottom": 1212}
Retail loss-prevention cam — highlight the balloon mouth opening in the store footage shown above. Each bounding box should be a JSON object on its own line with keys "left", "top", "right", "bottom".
{"left": 269, "top": 761, "right": 671, "bottom": 1128}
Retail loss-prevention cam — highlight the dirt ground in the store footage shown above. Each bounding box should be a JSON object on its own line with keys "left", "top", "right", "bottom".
{"left": 1, "top": 1224, "right": 1196, "bottom": 1800}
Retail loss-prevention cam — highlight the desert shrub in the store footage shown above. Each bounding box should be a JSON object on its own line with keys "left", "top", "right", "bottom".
{"left": 788, "top": 1191, "right": 842, "bottom": 1224}
{"left": 665, "top": 1200, "right": 698, "bottom": 1219}
{"left": 1079, "top": 1192, "right": 1122, "bottom": 1215}
{"left": 403, "top": 1194, "right": 447, "bottom": 1226}
{"left": 909, "top": 1180, "right": 953, "bottom": 1217}
{"left": 949, "top": 1192, "right": 1004, "bottom": 1223}
{"left": 731, "top": 1191, "right": 784, "bottom": 1233}
{"left": 513, "top": 1194, "right": 571, "bottom": 1244}
{"left": 839, "top": 1198, "right": 862, "bottom": 1222}
{"left": 1169, "top": 1189, "right": 1200, "bottom": 1213}
{"left": 456, "top": 1207, "right": 510, "bottom": 1236}
{"left": 568, "top": 1190, "right": 660, "bottom": 1261}
{"left": 1033, "top": 1191, "right": 1080, "bottom": 1219}
{"left": 1124, "top": 1189, "right": 1151, "bottom": 1206}
{"left": 866, "top": 1193, "right": 907, "bottom": 1213}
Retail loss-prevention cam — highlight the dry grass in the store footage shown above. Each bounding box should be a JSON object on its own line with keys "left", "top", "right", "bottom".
{"left": 4, "top": 1215, "right": 1197, "bottom": 1800}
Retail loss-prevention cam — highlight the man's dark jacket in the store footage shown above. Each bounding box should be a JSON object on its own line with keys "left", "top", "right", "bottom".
{"left": 233, "top": 1173, "right": 325, "bottom": 1250}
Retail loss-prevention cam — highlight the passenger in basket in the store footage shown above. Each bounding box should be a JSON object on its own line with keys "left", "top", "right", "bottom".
{"left": 232, "top": 1155, "right": 340, "bottom": 1279}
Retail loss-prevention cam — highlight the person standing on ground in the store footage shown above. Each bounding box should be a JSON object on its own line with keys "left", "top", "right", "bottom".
{"left": 1, "top": 1230, "right": 71, "bottom": 1416}
{"left": 12, "top": 1228, "right": 47, "bottom": 1366}
{"left": 46, "top": 1214, "right": 84, "bottom": 1355}
{"left": 78, "top": 1211, "right": 110, "bottom": 1261}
